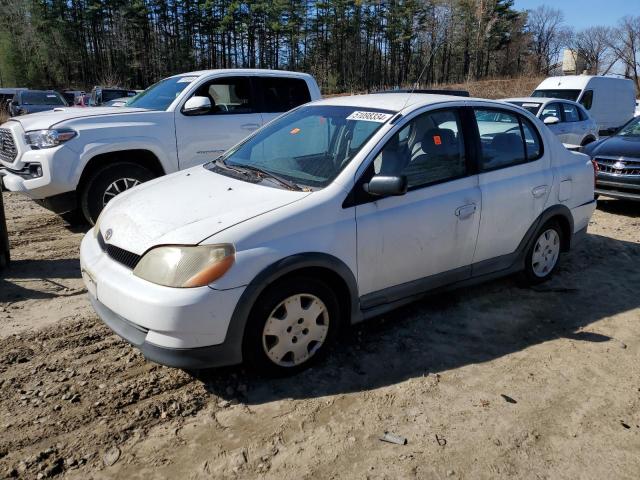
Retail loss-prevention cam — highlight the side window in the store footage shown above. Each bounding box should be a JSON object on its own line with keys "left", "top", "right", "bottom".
{"left": 580, "top": 90, "right": 593, "bottom": 110}
{"left": 260, "top": 77, "right": 311, "bottom": 112}
{"left": 372, "top": 109, "right": 467, "bottom": 189}
{"left": 540, "top": 103, "right": 562, "bottom": 122}
{"left": 191, "top": 76, "right": 254, "bottom": 114}
{"left": 562, "top": 103, "right": 580, "bottom": 122}
{"left": 474, "top": 108, "right": 542, "bottom": 171}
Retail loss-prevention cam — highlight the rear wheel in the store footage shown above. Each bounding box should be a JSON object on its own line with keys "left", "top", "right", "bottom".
{"left": 520, "top": 220, "right": 563, "bottom": 285}
{"left": 243, "top": 277, "right": 340, "bottom": 376}
{"left": 80, "top": 162, "right": 154, "bottom": 224}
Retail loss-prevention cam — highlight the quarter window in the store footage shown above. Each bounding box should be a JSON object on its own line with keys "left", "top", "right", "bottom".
{"left": 191, "top": 76, "right": 254, "bottom": 114}
{"left": 260, "top": 77, "right": 311, "bottom": 112}
{"left": 474, "top": 108, "right": 542, "bottom": 171}
{"left": 372, "top": 109, "right": 467, "bottom": 188}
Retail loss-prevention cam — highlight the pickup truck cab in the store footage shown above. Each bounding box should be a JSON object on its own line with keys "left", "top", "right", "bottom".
{"left": 0, "top": 69, "right": 320, "bottom": 223}
{"left": 80, "top": 93, "right": 596, "bottom": 375}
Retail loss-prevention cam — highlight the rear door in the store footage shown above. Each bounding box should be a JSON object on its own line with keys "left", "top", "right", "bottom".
{"left": 471, "top": 106, "right": 551, "bottom": 273}
{"left": 354, "top": 107, "right": 481, "bottom": 304}
{"left": 560, "top": 102, "right": 585, "bottom": 145}
{"left": 174, "top": 75, "right": 263, "bottom": 169}
{"left": 255, "top": 76, "right": 312, "bottom": 124}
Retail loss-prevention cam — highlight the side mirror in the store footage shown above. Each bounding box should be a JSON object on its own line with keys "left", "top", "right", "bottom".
{"left": 364, "top": 175, "right": 408, "bottom": 196}
{"left": 543, "top": 116, "right": 560, "bottom": 125}
{"left": 183, "top": 96, "right": 212, "bottom": 116}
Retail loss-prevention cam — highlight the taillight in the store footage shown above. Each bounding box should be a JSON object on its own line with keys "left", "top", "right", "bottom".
{"left": 591, "top": 158, "right": 599, "bottom": 192}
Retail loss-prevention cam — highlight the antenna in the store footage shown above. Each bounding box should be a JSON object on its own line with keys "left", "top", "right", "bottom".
{"left": 401, "top": 60, "right": 430, "bottom": 111}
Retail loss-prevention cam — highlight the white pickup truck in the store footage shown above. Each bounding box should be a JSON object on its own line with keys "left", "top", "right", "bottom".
{"left": 0, "top": 69, "right": 321, "bottom": 223}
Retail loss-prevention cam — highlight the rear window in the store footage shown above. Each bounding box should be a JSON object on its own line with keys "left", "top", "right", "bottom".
{"left": 260, "top": 77, "right": 311, "bottom": 113}
{"left": 21, "top": 92, "right": 66, "bottom": 106}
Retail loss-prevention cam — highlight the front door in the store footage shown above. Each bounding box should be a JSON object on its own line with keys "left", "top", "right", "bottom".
{"left": 174, "top": 76, "right": 263, "bottom": 169}
{"left": 354, "top": 108, "right": 481, "bottom": 306}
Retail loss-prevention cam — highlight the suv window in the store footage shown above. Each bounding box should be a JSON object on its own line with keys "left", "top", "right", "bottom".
{"left": 474, "top": 108, "right": 542, "bottom": 171}
{"left": 580, "top": 90, "right": 593, "bottom": 110}
{"left": 192, "top": 76, "right": 254, "bottom": 114}
{"left": 540, "top": 103, "right": 562, "bottom": 122}
{"left": 562, "top": 103, "right": 580, "bottom": 122}
{"left": 260, "top": 77, "right": 311, "bottom": 112}
{"left": 372, "top": 109, "right": 467, "bottom": 189}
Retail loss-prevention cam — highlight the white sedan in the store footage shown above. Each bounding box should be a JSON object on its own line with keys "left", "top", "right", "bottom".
{"left": 81, "top": 93, "right": 596, "bottom": 375}
{"left": 505, "top": 97, "right": 599, "bottom": 149}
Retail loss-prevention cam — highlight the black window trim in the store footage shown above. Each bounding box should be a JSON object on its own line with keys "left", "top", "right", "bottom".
{"left": 343, "top": 105, "right": 476, "bottom": 208}
{"left": 471, "top": 106, "right": 544, "bottom": 174}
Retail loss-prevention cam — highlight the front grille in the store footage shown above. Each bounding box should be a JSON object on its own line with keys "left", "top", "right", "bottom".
{"left": 97, "top": 231, "right": 141, "bottom": 270}
{"left": 0, "top": 128, "right": 17, "bottom": 163}
{"left": 595, "top": 157, "right": 640, "bottom": 176}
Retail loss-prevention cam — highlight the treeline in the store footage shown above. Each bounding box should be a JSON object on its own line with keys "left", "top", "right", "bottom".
{"left": 0, "top": 1, "right": 638, "bottom": 94}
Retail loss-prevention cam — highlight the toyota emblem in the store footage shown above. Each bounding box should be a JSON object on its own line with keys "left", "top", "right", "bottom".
{"left": 105, "top": 228, "right": 113, "bottom": 241}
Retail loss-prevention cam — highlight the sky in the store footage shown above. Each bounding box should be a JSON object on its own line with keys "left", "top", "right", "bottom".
{"left": 513, "top": 0, "right": 635, "bottom": 30}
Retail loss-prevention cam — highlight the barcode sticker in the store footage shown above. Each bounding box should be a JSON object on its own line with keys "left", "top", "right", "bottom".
{"left": 346, "top": 111, "right": 393, "bottom": 123}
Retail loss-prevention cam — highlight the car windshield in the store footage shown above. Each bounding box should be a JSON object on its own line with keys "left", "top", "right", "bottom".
{"left": 22, "top": 91, "right": 66, "bottom": 106}
{"left": 508, "top": 101, "right": 541, "bottom": 115}
{"left": 210, "top": 105, "right": 392, "bottom": 189}
{"left": 617, "top": 117, "right": 640, "bottom": 137}
{"left": 127, "top": 76, "right": 197, "bottom": 110}
{"left": 531, "top": 89, "right": 581, "bottom": 101}
{"left": 102, "top": 90, "right": 133, "bottom": 102}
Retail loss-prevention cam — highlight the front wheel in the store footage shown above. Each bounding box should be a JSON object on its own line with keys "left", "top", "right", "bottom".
{"left": 520, "top": 220, "right": 563, "bottom": 285}
{"left": 80, "top": 162, "right": 155, "bottom": 224}
{"left": 243, "top": 277, "right": 340, "bottom": 376}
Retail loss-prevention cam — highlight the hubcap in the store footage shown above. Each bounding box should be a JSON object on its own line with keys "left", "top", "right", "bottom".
{"left": 262, "top": 293, "right": 329, "bottom": 367}
{"left": 102, "top": 177, "right": 141, "bottom": 206}
{"left": 531, "top": 228, "right": 560, "bottom": 278}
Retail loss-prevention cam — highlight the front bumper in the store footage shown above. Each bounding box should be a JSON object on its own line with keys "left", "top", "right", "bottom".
{"left": 596, "top": 176, "right": 640, "bottom": 201}
{"left": 80, "top": 232, "right": 246, "bottom": 367}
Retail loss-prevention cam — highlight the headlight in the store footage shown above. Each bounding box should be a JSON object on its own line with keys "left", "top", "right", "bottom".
{"left": 133, "top": 244, "right": 235, "bottom": 288}
{"left": 24, "top": 129, "right": 77, "bottom": 149}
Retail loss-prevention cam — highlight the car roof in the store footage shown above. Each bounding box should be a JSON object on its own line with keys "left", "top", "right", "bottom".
{"left": 504, "top": 97, "right": 582, "bottom": 107}
{"left": 311, "top": 92, "right": 486, "bottom": 113}
{"left": 171, "top": 68, "right": 314, "bottom": 80}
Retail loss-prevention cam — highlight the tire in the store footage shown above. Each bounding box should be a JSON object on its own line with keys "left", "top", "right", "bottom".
{"left": 80, "top": 162, "right": 154, "bottom": 224}
{"left": 243, "top": 276, "right": 341, "bottom": 376}
{"left": 520, "top": 220, "right": 563, "bottom": 285}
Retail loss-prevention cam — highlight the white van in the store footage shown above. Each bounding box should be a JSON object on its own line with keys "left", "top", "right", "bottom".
{"left": 532, "top": 75, "right": 636, "bottom": 135}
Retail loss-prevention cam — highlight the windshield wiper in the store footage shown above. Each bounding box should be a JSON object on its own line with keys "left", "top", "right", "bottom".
{"left": 228, "top": 163, "right": 303, "bottom": 191}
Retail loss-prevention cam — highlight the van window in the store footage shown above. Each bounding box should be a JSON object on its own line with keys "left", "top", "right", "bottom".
{"left": 531, "top": 89, "right": 581, "bottom": 102}
{"left": 579, "top": 90, "right": 593, "bottom": 110}
{"left": 260, "top": 77, "right": 311, "bottom": 113}
{"left": 474, "top": 108, "right": 542, "bottom": 171}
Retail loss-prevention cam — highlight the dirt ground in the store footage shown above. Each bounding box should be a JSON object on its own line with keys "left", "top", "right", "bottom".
{"left": 1, "top": 191, "right": 639, "bottom": 480}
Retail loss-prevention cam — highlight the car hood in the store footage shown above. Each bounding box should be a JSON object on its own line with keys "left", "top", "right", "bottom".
{"left": 9, "top": 106, "right": 150, "bottom": 131}
{"left": 99, "top": 166, "right": 311, "bottom": 255}
{"left": 584, "top": 135, "right": 640, "bottom": 159}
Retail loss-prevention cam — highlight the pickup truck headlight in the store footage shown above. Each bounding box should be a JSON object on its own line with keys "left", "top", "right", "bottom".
{"left": 133, "top": 244, "right": 235, "bottom": 288}
{"left": 24, "top": 129, "right": 77, "bottom": 149}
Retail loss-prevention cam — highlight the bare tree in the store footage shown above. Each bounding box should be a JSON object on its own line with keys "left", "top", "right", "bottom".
{"left": 525, "top": 5, "right": 571, "bottom": 75}
{"left": 608, "top": 16, "right": 640, "bottom": 90}
{"left": 569, "top": 26, "right": 615, "bottom": 74}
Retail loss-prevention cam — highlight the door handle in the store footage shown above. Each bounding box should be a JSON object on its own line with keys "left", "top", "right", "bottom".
{"left": 455, "top": 204, "right": 477, "bottom": 219}
{"left": 532, "top": 185, "right": 548, "bottom": 198}
{"left": 241, "top": 123, "right": 260, "bottom": 129}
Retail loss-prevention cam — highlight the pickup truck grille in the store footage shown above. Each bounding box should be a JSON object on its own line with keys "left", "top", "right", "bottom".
{"left": 97, "top": 231, "right": 141, "bottom": 270}
{"left": 0, "top": 128, "right": 17, "bottom": 163}
{"left": 595, "top": 157, "right": 640, "bottom": 176}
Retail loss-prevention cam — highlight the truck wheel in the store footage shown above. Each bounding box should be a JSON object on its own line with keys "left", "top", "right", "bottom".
{"left": 80, "top": 162, "right": 154, "bottom": 224}
{"left": 520, "top": 220, "right": 563, "bottom": 285}
{"left": 243, "top": 276, "right": 341, "bottom": 376}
